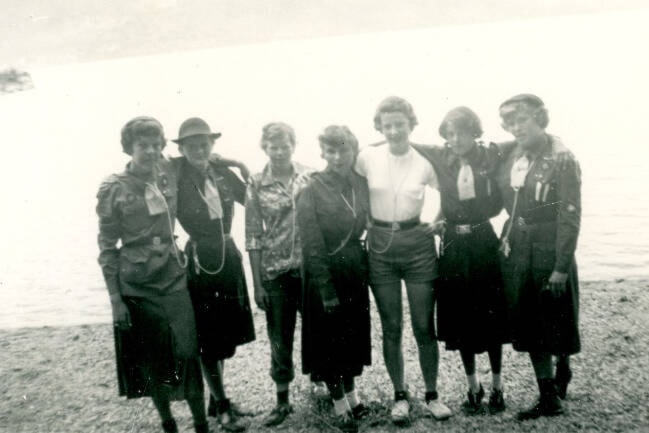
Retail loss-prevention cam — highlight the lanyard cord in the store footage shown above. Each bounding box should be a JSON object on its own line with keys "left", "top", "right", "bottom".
{"left": 145, "top": 182, "right": 188, "bottom": 269}
{"left": 193, "top": 183, "right": 227, "bottom": 275}
{"left": 314, "top": 176, "right": 358, "bottom": 256}
{"left": 367, "top": 150, "right": 412, "bottom": 254}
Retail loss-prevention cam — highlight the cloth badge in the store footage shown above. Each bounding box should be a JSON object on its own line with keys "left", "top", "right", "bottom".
{"left": 457, "top": 163, "right": 476, "bottom": 201}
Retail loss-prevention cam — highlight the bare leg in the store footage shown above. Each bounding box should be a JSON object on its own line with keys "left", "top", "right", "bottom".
{"left": 371, "top": 282, "right": 405, "bottom": 392}
{"left": 404, "top": 281, "right": 438, "bottom": 393}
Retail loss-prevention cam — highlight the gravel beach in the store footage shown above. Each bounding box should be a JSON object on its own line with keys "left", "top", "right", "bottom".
{"left": 2, "top": 279, "right": 648, "bottom": 433}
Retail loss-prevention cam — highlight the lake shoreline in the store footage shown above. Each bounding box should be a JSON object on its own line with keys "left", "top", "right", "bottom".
{"left": 2, "top": 279, "right": 648, "bottom": 432}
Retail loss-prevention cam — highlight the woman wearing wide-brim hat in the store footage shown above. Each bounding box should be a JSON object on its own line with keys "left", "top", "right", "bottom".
{"left": 495, "top": 94, "right": 581, "bottom": 420}
{"left": 171, "top": 117, "right": 256, "bottom": 432}
{"left": 96, "top": 116, "right": 210, "bottom": 433}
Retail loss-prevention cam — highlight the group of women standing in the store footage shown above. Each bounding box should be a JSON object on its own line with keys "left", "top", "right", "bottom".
{"left": 96, "top": 93, "right": 581, "bottom": 433}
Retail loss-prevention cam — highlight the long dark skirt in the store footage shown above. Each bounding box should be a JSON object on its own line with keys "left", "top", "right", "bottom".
{"left": 115, "top": 290, "right": 203, "bottom": 400}
{"left": 500, "top": 223, "right": 580, "bottom": 355}
{"left": 186, "top": 237, "right": 255, "bottom": 361}
{"left": 436, "top": 223, "right": 508, "bottom": 353}
{"left": 302, "top": 241, "right": 371, "bottom": 382}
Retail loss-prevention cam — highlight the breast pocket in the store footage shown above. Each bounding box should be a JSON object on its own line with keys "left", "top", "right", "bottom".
{"left": 119, "top": 247, "right": 172, "bottom": 284}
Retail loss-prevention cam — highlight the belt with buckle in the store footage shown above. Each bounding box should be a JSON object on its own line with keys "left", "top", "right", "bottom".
{"left": 372, "top": 217, "right": 420, "bottom": 231}
{"left": 449, "top": 221, "right": 488, "bottom": 235}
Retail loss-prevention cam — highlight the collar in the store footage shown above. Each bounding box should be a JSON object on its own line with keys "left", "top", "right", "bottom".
{"left": 259, "top": 161, "right": 309, "bottom": 186}
{"left": 443, "top": 142, "right": 480, "bottom": 167}
{"left": 511, "top": 134, "right": 560, "bottom": 162}
{"left": 125, "top": 161, "right": 156, "bottom": 186}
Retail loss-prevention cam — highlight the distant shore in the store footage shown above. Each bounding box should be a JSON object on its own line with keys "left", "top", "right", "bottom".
{"left": 1, "top": 279, "right": 648, "bottom": 432}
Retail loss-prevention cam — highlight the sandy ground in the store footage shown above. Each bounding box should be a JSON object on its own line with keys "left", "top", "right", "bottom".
{"left": 1, "top": 279, "right": 648, "bottom": 433}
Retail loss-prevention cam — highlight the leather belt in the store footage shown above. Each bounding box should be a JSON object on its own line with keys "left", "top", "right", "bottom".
{"left": 448, "top": 221, "right": 489, "bottom": 235}
{"left": 372, "top": 217, "right": 420, "bottom": 231}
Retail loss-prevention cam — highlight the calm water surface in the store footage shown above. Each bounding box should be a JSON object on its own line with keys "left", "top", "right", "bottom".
{"left": 1, "top": 13, "right": 648, "bottom": 328}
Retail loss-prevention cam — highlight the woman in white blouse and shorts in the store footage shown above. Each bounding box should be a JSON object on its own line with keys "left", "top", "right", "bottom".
{"left": 355, "top": 96, "right": 452, "bottom": 425}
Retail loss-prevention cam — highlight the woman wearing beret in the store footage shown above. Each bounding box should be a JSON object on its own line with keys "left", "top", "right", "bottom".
{"left": 96, "top": 117, "right": 210, "bottom": 433}
{"left": 245, "top": 122, "right": 315, "bottom": 427}
{"left": 172, "top": 117, "right": 256, "bottom": 432}
{"left": 495, "top": 94, "right": 581, "bottom": 420}
{"left": 426, "top": 107, "right": 508, "bottom": 415}
{"left": 297, "top": 126, "right": 371, "bottom": 433}
{"left": 355, "top": 96, "right": 452, "bottom": 425}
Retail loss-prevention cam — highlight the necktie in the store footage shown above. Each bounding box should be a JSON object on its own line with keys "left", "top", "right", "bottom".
{"left": 510, "top": 155, "right": 530, "bottom": 190}
{"left": 457, "top": 161, "right": 476, "bottom": 201}
{"left": 204, "top": 175, "right": 223, "bottom": 220}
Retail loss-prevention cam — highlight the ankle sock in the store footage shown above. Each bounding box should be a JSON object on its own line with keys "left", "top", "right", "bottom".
{"left": 467, "top": 374, "right": 480, "bottom": 393}
{"left": 333, "top": 397, "right": 352, "bottom": 416}
{"left": 425, "top": 391, "right": 438, "bottom": 403}
{"left": 492, "top": 373, "right": 502, "bottom": 391}
{"left": 346, "top": 389, "right": 360, "bottom": 408}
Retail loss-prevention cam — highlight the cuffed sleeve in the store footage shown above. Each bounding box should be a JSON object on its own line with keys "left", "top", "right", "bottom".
{"left": 554, "top": 157, "right": 581, "bottom": 273}
{"left": 244, "top": 180, "right": 264, "bottom": 251}
{"left": 296, "top": 184, "right": 337, "bottom": 305}
{"left": 96, "top": 177, "right": 121, "bottom": 297}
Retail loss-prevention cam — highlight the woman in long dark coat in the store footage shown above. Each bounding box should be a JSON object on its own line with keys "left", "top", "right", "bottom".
{"left": 172, "top": 117, "right": 256, "bottom": 432}
{"left": 96, "top": 117, "right": 210, "bottom": 433}
{"left": 297, "top": 125, "right": 371, "bottom": 433}
{"left": 495, "top": 94, "right": 581, "bottom": 420}
{"left": 427, "top": 107, "right": 508, "bottom": 415}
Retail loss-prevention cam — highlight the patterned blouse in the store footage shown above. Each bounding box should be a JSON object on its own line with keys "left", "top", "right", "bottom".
{"left": 245, "top": 161, "right": 314, "bottom": 281}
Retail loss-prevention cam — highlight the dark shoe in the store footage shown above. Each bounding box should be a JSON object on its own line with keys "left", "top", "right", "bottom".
{"left": 263, "top": 403, "right": 293, "bottom": 427}
{"left": 351, "top": 403, "right": 371, "bottom": 420}
{"left": 516, "top": 379, "right": 564, "bottom": 421}
{"left": 194, "top": 421, "right": 213, "bottom": 433}
{"left": 162, "top": 418, "right": 178, "bottom": 433}
{"left": 487, "top": 388, "right": 506, "bottom": 414}
{"left": 516, "top": 398, "right": 564, "bottom": 421}
{"left": 461, "top": 384, "right": 485, "bottom": 415}
{"left": 555, "top": 364, "right": 573, "bottom": 400}
{"left": 336, "top": 412, "right": 358, "bottom": 433}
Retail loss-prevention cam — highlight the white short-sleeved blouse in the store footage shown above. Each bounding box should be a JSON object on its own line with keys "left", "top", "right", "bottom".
{"left": 355, "top": 144, "right": 438, "bottom": 222}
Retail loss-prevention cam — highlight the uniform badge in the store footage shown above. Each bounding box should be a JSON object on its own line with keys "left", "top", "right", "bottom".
{"left": 152, "top": 236, "right": 161, "bottom": 246}
{"left": 127, "top": 194, "right": 135, "bottom": 203}
{"left": 542, "top": 162, "right": 549, "bottom": 170}
{"left": 160, "top": 176, "right": 168, "bottom": 187}
{"left": 567, "top": 204, "right": 577, "bottom": 212}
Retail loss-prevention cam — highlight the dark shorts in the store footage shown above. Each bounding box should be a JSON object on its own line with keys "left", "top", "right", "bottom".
{"left": 367, "top": 224, "right": 438, "bottom": 285}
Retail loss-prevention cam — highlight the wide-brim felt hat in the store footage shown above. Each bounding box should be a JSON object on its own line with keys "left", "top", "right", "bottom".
{"left": 172, "top": 117, "right": 222, "bottom": 143}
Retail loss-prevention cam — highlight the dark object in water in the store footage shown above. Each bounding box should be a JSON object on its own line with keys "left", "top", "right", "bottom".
{"left": 0, "top": 68, "right": 34, "bottom": 94}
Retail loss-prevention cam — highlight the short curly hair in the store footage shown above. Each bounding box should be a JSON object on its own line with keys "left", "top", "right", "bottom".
{"left": 499, "top": 93, "right": 549, "bottom": 129}
{"left": 260, "top": 122, "right": 296, "bottom": 149}
{"left": 373, "top": 96, "right": 418, "bottom": 132}
{"left": 120, "top": 116, "right": 166, "bottom": 155}
{"left": 438, "top": 106, "right": 483, "bottom": 140}
{"left": 318, "top": 125, "right": 359, "bottom": 154}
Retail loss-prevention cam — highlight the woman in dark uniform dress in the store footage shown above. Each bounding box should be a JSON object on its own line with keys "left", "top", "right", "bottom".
{"left": 495, "top": 94, "right": 581, "bottom": 420}
{"left": 428, "top": 107, "right": 508, "bottom": 415}
{"left": 296, "top": 125, "right": 371, "bottom": 433}
{"left": 172, "top": 118, "right": 256, "bottom": 432}
{"left": 96, "top": 117, "right": 210, "bottom": 433}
